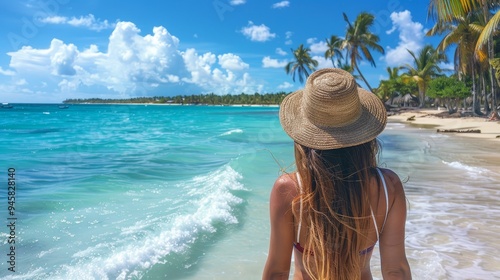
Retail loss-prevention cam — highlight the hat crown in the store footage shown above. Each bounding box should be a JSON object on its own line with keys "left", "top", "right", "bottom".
{"left": 303, "top": 68, "right": 361, "bottom": 128}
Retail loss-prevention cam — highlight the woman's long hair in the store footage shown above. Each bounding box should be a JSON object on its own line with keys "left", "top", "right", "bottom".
{"left": 293, "top": 139, "right": 381, "bottom": 280}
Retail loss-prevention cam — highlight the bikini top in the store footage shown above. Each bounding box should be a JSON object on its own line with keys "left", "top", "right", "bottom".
{"left": 294, "top": 168, "right": 389, "bottom": 255}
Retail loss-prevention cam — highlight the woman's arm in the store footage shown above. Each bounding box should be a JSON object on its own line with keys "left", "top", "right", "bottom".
{"left": 262, "top": 174, "right": 296, "bottom": 280}
{"left": 379, "top": 169, "right": 412, "bottom": 280}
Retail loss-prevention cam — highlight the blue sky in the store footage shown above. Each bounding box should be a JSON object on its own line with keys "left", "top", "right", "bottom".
{"left": 0, "top": 0, "right": 450, "bottom": 103}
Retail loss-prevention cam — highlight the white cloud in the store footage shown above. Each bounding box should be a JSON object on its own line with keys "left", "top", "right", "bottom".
{"left": 241, "top": 21, "right": 276, "bottom": 42}
{"left": 218, "top": 53, "right": 249, "bottom": 70}
{"left": 40, "top": 16, "right": 66, "bottom": 24}
{"left": 181, "top": 49, "right": 258, "bottom": 94}
{"left": 272, "top": 1, "right": 290, "bottom": 8}
{"left": 39, "top": 14, "right": 115, "bottom": 31}
{"left": 278, "top": 81, "right": 294, "bottom": 89}
{"left": 4, "top": 21, "right": 259, "bottom": 100}
{"left": 276, "top": 48, "right": 287, "bottom": 56}
{"left": 230, "top": 0, "right": 246, "bottom": 5}
{"left": 0, "top": 67, "right": 15, "bottom": 76}
{"left": 308, "top": 38, "right": 328, "bottom": 54}
{"left": 383, "top": 10, "right": 425, "bottom": 66}
{"left": 312, "top": 56, "right": 333, "bottom": 69}
{"left": 262, "top": 56, "right": 288, "bottom": 68}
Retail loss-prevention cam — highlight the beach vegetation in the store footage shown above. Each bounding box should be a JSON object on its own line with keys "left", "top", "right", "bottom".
{"left": 376, "top": 67, "right": 418, "bottom": 105}
{"left": 63, "top": 92, "right": 290, "bottom": 105}
{"left": 427, "top": 75, "right": 470, "bottom": 113}
{"left": 427, "top": 10, "right": 484, "bottom": 115}
{"left": 399, "top": 45, "right": 447, "bottom": 108}
{"left": 428, "top": 0, "right": 500, "bottom": 117}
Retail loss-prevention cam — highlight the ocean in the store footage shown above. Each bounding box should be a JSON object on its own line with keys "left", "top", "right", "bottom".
{"left": 0, "top": 104, "right": 499, "bottom": 280}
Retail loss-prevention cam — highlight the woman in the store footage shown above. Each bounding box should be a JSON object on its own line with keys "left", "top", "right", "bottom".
{"left": 263, "top": 68, "right": 411, "bottom": 280}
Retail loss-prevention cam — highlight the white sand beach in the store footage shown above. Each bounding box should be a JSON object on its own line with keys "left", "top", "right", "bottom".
{"left": 388, "top": 109, "right": 500, "bottom": 142}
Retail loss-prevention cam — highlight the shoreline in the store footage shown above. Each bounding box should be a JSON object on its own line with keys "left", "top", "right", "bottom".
{"left": 66, "top": 103, "right": 280, "bottom": 107}
{"left": 388, "top": 108, "right": 500, "bottom": 142}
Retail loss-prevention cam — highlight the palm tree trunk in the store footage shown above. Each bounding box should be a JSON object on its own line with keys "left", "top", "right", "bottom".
{"left": 353, "top": 63, "right": 373, "bottom": 92}
{"left": 482, "top": 0, "right": 499, "bottom": 118}
{"left": 471, "top": 66, "right": 482, "bottom": 115}
{"left": 418, "top": 86, "right": 426, "bottom": 108}
{"left": 482, "top": 72, "right": 490, "bottom": 113}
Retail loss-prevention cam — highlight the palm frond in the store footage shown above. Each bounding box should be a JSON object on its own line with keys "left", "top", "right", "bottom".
{"left": 475, "top": 10, "right": 500, "bottom": 52}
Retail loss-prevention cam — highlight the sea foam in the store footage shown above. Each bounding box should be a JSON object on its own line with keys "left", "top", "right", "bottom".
{"left": 14, "top": 165, "right": 246, "bottom": 280}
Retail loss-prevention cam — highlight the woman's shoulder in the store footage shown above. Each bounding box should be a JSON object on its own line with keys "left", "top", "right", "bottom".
{"left": 376, "top": 167, "right": 406, "bottom": 204}
{"left": 270, "top": 173, "right": 299, "bottom": 205}
{"left": 377, "top": 168, "right": 403, "bottom": 188}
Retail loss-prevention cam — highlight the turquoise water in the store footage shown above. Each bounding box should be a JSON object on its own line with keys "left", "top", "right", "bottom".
{"left": 1, "top": 104, "right": 499, "bottom": 279}
{"left": 0, "top": 104, "right": 290, "bottom": 279}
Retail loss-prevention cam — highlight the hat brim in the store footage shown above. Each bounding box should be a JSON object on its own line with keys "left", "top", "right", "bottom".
{"left": 279, "top": 87, "right": 387, "bottom": 150}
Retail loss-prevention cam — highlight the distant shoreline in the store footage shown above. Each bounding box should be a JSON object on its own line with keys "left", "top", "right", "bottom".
{"left": 65, "top": 102, "right": 280, "bottom": 107}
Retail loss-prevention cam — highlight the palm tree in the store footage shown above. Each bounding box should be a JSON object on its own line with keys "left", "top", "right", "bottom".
{"left": 376, "top": 67, "right": 416, "bottom": 104}
{"left": 428, "top": 0, "right": 499, "bottom": 51}
{"left": 341, "top": 12, "right": 385, "bottom": 92}
{"left": 400, "top": 45, "right": 447, "bottom": 108}
{"left": 426, "top": 13, "right": 483, "bottom": 114}
{"left": 324, "top": 35, "right": 343, "bottom": 67}
{"left": 428, "top": 0, "right": 499, "bottom": 117}
{"left": 386, "top": 66, "right": 400, "bottom": 81}
{"left": 336, "top": 58, "right": 360, "bottom": 81}
{"left": 285, "top": 44, "right": 318, "bottom": 84}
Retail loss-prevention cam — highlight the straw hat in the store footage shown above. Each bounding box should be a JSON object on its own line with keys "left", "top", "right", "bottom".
{"left": 279, "top": 68, "right": 387, "bottom": 150}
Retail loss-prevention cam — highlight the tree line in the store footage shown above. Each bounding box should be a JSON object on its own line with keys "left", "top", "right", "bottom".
{"left": 63, "top": 92, "right": 289, "bottom": 105}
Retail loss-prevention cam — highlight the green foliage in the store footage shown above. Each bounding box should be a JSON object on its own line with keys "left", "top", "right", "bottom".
{"left": 427, "top": 76, "right": 470, "bottom": 99}
{"left": 400, "top": 44, "right": 447, "bottom": 107}
{"left": 63, "top": 92, "right": 290, "bottom": 105}
{"left": 376, "top": 66, "right": 418, "bottom": 101}
{"left": 341, "top": 12, "right": 385, "bottom": 92}
{"left": 490, "top": 58, "right": 500, "bottom": 86}
{"left": 285, "top": 44, "right": 318, "bottom": 84}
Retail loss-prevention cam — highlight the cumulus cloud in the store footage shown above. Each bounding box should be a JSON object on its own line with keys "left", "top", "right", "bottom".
{"left": 262, "top": 56, "right": 288, "bottom": 68}
{"left": 241, "top": 21, "right": 276, "bottom": 42}
{"left": 181, "top": 48, "right": 255, "bottom": 94}
{"left": 312, "top": 56, "right": 333, "bottom": 69}
{"left": 307, "top": 38, "right": 328, "bottom": 54}
{"left": 383, "top": 10, "right": 425, "bottom": 66}
{"left": 39, "top": 14, "right": 115, "bottom": 31}
{"left": 276, "top": 48, "right": 287, "bottom": 56}
{"left": 8, "top": 39, "right": 78, "bottom": 76}
{"left": 278, "top": 81, "right": 294, "bottom": 89}
{"left": 218, "top": 53, "right": 249, "bottom": 70}
{"left": 272, "top": 1, "right": 290, "bottom": 8}
{"left": 4, "top": 21, "right": 256, "bottom": 99}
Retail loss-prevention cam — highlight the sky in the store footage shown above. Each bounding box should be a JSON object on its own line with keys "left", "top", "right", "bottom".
{"left": 0, "top": 0, "right": 451, "bottom": 103}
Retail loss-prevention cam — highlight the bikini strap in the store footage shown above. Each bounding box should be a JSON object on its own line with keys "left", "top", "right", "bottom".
{"left": 375, "top": 168, "right": 389, "bottom": 232}
{"left": 369, "top": 205, "right": 379, "bottom": 241}
{"left": 296, "top": 172, "right": 303, "bottom": 244}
